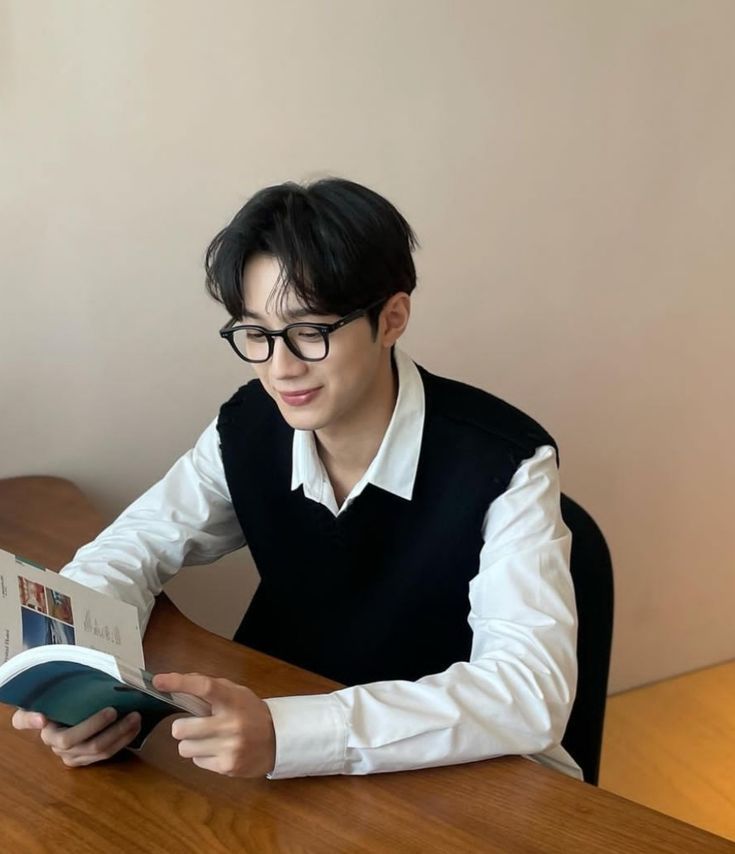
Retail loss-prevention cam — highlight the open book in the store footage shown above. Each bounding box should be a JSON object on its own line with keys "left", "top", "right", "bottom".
{"left": 0, "top": 548, "right": 207, "bottom": 747}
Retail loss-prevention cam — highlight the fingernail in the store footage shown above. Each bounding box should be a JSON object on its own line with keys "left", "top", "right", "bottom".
{"left": 105, "top": 707, "right": 118, "bottom": 722}
{"left": 33, "top": 714, "right": 45, "bottom": 727}
{"left": 127, "top": 712, "right": 141, "bottom": 725}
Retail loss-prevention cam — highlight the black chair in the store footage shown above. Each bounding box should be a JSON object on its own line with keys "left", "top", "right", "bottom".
{"left": 559, "top": 494, "right": 614, "bottom": 785}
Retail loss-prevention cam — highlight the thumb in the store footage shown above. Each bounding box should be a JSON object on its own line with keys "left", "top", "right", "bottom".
{"left": 12, "top": 709, "right": 47, "bottom": 730}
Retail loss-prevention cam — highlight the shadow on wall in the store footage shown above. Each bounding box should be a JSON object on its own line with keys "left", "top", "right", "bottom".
{"left": 165, "top": 548, "right": 259, "bottom": 640}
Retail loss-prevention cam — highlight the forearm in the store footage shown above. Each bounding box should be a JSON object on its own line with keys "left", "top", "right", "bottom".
{"left": 264, "top": 612, "right": 577, "bottom": 780}
{"left": 60, "top": 514, "right": 180, "bottom": 633}
{"left": 61, "top": 418, "right": 245, "bottom": 633}
{"left": 264, "top": 446, "right": 580, "bottom": 780}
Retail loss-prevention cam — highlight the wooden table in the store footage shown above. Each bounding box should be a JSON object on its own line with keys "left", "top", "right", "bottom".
{"left": 1, "top": 476, "right": 733, "bottom": 853}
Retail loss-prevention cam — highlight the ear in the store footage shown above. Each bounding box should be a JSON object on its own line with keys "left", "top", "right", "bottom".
{"left": 379, "top": 293, "right": 411, "bottom": 349}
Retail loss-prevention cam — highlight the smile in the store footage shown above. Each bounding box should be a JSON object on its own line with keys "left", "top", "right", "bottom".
{"left": 278, "top": 387, "right": 322, "bottom": 406}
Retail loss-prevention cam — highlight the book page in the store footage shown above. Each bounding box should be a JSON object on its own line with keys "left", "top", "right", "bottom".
{"left": 0, "top": 549, "right": 144, "bottom": 668}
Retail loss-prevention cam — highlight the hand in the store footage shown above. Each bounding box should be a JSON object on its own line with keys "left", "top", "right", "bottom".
{"left": 11, "top": 706, "right": 142, "bottom": 767}
{"left": 152, "top": 672, "right": 276, "bottom": 778}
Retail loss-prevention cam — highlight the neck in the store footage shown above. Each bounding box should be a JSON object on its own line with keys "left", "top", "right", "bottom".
{"left": 315, "top": 352, "right": 398, "bottom": 494}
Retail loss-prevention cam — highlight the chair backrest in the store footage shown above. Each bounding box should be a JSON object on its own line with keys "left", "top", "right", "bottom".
{"left": 559, "top": 493, "right": 614, "bottom": 785}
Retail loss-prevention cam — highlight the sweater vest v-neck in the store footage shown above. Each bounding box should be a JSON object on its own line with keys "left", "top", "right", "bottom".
{"left": 216, "top": 366, "right": 557, "bottom": 686}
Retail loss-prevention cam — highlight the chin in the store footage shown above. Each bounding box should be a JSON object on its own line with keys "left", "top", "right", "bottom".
{"left": 276, "top": 404, "right": 328, "bottom": 432}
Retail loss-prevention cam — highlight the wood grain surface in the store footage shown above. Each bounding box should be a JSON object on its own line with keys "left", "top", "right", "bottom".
{"left": 602, "top": 659, "right": 735, "bottom": 841}
{"left": 1, "top": 475, "right": 733, "bottom": 853}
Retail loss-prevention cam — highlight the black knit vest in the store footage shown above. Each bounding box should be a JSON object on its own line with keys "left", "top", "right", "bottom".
{"left": 217, "top": 365, "right": 557, "bottom": 686}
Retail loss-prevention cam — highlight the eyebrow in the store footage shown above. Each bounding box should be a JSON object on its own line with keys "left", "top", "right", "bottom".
{"left": 240, "top": 306, "right": 321, "bottom": 322}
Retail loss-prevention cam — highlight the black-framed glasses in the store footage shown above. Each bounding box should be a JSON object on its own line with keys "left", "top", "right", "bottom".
{"left": 219, "top": 298, "right": 387, "bottom": 363}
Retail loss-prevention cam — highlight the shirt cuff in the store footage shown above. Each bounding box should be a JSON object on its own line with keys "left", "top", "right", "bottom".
{"left": 263, "top": 694, "right": 347, "bottom": 779}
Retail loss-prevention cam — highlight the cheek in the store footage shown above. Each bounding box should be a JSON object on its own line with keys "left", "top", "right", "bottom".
{"left": 250, "top": 365, "right": 274, "bottom": 397}
{"left": 328, "top": 349, "right": 379, "bottom": 405}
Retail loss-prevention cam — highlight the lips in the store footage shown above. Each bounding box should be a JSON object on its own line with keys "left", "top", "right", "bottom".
{"left": 278, "top": 387, "right": 322, "bottom": 406}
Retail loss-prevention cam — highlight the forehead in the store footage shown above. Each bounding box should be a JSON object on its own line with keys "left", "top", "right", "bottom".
{"left": 241, "top": 254, "right": 290, "bottom": 312}
{"left": 241, "top": 253, "right": 325, "bottom": 323}
{"left": 240, "top": 252, "right": 343, "bottom": 325}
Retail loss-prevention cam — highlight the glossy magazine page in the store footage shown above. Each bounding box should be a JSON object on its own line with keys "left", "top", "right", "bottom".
{"left": 0, "top": 547, "right": 144, "bottom": 667}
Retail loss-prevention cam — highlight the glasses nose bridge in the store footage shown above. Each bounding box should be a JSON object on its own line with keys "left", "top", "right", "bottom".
{"left": 269, "top": 328, "right": 304, "bottom": 367}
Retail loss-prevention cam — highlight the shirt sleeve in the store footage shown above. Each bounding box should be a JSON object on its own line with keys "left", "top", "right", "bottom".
{"left": 263, "top": 444, "right": 582, "bottom": 780}
{"left": 59, "top": 417, "right": 246, "bottom": 634}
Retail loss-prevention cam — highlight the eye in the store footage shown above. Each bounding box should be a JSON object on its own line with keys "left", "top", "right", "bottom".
{"left": 295, "top": 329, "right": 322, "bottom": 341}
{"left": 245, "top": 330, "right": 267, "bottom": 341}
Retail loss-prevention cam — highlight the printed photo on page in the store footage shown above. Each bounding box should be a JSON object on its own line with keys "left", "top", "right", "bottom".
{"left": 0, "top": 548, "right": 144, "bottom": 668}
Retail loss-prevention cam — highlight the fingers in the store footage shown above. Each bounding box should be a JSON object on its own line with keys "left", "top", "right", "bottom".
{"left": 153, "top": 671, "right": 220, "bottom": 703}
{"left": 52, "top": 712, "right": 142, "bottom": 767}
{"left": 176, "top": 734, "right": 221, "bottom": 760}
{"left": 39, "top": 706, "right": 119, "bottom": 750}
{"left": 171, "top": 714, "right": 216, "bottom": 741}
{"left": 185, "top": 742, "right": 242, "bottom": 777}
{"left": 12, "top": 705, "right": 142, "bottom": 767}
{"left": 12, "top": 709, "right": 47, "bottom": 730}
{"left": 27, "top": 707, "right": 141, "bottom": 768}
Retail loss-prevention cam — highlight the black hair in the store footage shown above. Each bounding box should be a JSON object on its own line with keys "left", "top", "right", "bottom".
{"left": 204, "top": 177, "right": 418, "bottom": 331}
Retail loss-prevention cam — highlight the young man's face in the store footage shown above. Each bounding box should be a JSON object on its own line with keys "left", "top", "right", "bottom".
{"left": 240, "top": 253, "right": 392, "bottom": 435}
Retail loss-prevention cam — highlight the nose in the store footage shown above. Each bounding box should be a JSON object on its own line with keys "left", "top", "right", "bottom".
{"left": 270, "top": 335, "right": 308, "bottom": 380}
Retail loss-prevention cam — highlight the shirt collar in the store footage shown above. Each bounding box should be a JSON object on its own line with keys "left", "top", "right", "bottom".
{"left": 291, "top": 347, "right": 425, "bottom": 514}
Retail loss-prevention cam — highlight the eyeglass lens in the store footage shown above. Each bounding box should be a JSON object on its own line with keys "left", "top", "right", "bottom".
{"left": 232, "top": 326, "right": 328, "bottom": 362}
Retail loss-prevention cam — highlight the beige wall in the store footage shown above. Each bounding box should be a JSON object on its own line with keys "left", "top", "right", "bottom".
{"left": 1, "top": 0, "right": 733, "bottom": 693}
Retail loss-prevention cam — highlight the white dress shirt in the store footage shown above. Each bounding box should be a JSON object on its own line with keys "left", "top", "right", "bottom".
{"left": 60, "top": 349, "right": 582, "bottom": 781}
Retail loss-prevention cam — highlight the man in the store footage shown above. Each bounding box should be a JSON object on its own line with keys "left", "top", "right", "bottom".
{"left": 12, "top": 178, "right": 581, "bottom": 780}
